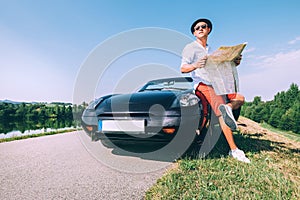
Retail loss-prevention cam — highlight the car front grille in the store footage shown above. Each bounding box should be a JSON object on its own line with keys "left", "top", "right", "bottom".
{"left": 98, "top": 112, "right": 149, "bottom": 118}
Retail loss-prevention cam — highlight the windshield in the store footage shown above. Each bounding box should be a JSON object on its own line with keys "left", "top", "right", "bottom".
{"left": 139, "top": 78, "right": 193, "bottom": 92}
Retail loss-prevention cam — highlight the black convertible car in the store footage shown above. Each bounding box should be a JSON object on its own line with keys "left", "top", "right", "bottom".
{"left": 81, "top": 77, "right": 240, "bottom": 147}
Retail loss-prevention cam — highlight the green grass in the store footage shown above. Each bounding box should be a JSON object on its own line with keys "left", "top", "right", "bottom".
{"left": 146, "top": 157, "right": 294, "bottom": 199}
{"left": 0, "top": 127, "right": 82, "bottom": 143}
{"left": 145, "top": 129, "right": 300, "bottom": 199}
{"left": 260, "top": 122, "right": 300, "bottom": 142}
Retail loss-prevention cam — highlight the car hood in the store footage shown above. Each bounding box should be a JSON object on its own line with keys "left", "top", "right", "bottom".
{"left": 98, "top": 91, "right": 180, "bottom": 112}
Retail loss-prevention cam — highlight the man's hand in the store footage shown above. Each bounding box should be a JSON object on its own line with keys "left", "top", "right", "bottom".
{"left": 234, "top": 54, "right": 242, "bottom": 66}
{"left": 192, "top": 55, "right": 208, "bottom": 69}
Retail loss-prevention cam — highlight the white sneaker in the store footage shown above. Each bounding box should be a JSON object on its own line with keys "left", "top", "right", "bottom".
{"left": 219, "top": 104, "right": 238, "bottom": 131}
{"left": 229, "top": 148, "right": 251, "bottom": 163}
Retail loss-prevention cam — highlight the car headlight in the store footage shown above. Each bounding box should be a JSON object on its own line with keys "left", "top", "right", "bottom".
{"left": 180, "top": 93, "right": 200, "bottom": 107}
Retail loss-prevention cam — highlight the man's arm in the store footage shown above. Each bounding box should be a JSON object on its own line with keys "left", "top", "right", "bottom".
{"left": 181, "top": 55, "right": 208, "bottom": 73}
{"left": 181, "top": 63, "right": 196, "bottom": 73}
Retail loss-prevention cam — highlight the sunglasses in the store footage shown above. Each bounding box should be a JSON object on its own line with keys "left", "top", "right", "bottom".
{"left": 194, "top": 24, "right": 208, "bottom": 31}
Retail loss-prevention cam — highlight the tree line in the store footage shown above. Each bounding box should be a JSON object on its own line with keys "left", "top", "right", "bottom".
{"left": 0, "top": 102, "right": 88, "bottom": 134}
{"left": 241, "top": 83, "right": 300, "bottom": 134}
{"left": 0, "top": 102, "right": 87, "bottom": 121}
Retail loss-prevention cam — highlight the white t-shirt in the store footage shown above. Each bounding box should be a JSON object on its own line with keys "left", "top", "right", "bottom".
{"left": 181, "top": 41, "right": 212, "bottom": 88}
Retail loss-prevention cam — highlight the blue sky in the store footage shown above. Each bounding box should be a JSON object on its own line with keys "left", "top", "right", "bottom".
{"left": 1, "top": 0, "right": 300, "bottom": 103}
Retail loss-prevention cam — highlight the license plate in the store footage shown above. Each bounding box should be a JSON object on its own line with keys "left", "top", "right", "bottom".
{"left": 98, "top": 120, "right": 145, "bottom": 132}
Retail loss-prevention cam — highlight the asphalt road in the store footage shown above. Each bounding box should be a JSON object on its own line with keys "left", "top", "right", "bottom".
{"left": 0, "top": 131, "right": 173, "bottom": 200}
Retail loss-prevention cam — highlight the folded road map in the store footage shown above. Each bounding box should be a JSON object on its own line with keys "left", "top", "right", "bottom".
{"left": 205, "top": 43, "right": 247, "bottom": 95}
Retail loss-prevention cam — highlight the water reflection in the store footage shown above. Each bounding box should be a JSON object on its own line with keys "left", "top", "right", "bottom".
{"left": 0, "top": 118, "right": 81, "bottom": 139}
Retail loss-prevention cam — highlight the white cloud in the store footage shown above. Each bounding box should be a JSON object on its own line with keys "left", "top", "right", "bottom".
{"left": 239, "top": 49, "right": 300, "bottom": 101}
{"left": 288, "top": 36, "right": 300, "bottom": 45}
{"left": 243, "top": 47, "right": 256, "bottom": 54}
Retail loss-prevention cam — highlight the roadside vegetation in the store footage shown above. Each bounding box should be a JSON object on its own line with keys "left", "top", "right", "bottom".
{"left": 241, "top": 83, "right": 300, "bottom": 134}
{"left": 145, "top": 117, "right": 300, "bottom": 199}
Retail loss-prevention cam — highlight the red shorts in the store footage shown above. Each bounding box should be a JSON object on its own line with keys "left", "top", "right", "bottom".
{"left": 195, "top": 83, "right": 244, "bottom": 117}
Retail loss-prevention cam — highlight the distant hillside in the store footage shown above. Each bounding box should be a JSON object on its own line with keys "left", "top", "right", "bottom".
{"left": 0, "top": 100, "right": 24, "bottom": 104}
{"left": 0, "top": 100, "right": 72, "bottom": 105}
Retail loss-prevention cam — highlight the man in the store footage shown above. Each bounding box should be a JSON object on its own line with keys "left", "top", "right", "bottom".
{"left": 180, "top": 18, "right": 250, "bottom": 163}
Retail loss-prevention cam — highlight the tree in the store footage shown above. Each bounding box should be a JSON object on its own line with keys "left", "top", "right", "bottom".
{"left": 253, "top": 96, "right": 262, "bottom": 106}
{"left": 285, "top": 83, "right": 299, "bottom": 108}
{"left": 268, "top": 108, "right": 284, "bottom": 128}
